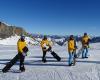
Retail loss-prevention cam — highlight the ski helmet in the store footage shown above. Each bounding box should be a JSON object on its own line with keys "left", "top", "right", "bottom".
{"left": 84, "top": 33, "right": 87, "bottom": 36}
{"left": 20, "top": 34, "right": 25, "bottom": 40}
{"left": 69, "top": 35, "right": 74, "bottom": 40}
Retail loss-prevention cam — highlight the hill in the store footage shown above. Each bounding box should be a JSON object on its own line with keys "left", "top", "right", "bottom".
{"left": 0, "top": 22, "right": 26, "bottom": 39}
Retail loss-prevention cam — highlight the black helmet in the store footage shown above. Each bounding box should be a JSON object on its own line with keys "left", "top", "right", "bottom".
{"left": 84, "top": 33, "right": 87, "bottom": 36}
{"left": 69, "top": 35, "right": 74, "bottom": 40}
{"left": 21, "top": 35, "right": 25, "bottom": 39}
{"left": 20, "top": 34, "right": 25, "bottom": 41}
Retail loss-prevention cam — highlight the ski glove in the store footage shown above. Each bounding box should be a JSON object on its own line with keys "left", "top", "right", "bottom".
{"left": 22, "top": 52, "right": 27, "bottom": 56}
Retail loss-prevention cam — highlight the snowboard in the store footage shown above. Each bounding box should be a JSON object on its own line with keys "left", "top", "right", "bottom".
{"left": 2, "top": 47, "right": 28, "bottom": 73}
{"left": 77, "top": 47, "right": 83, "bottom": 58}
{"left": 2, "top": 54, "right": 19, "bottom": 73}
{"left": 50, "top": 51, "right": 61, "bottom": 61}
{"left": 23, "top": 46, "right": 29, "bottom": 53}
{"left": 71, "top": 52, "right": 76, "bottom": 66}
{"left": 73, "top": 55, "right": 76, "bottom": 66}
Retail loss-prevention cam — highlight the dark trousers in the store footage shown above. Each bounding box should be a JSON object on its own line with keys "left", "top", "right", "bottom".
{"left": 42, "top": 47, "right": 51, "bottom": 61}
{"left": 2, "top": 53, "right": 25, "bottom": 72}
{"left": 42, "top": 51, "right": 47, "bottom": 61}
{"left": 10, "top": 53, "right": 25, "bottom": 69}
{"left": 19, "top": 54, "right": 25, "bottom": 70}
{"left": 42, "top": 47, "right": 61, "bottom": 61}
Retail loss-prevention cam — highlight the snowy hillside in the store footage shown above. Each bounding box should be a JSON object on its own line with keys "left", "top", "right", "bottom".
{"left": 0, "top": 35, "right": 20, "bottom": 45}
{"left": 0, "top": 35, "right": 40, "bottom": 46}
{"left": 0, "top": 35, "right": 64, "bottom": 46}
{"left": 55, "top": 38, "right": 65, "bottom": 42}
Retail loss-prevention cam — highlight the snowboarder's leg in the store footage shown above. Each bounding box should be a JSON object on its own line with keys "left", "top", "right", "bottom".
{"left": 74, "top": 50, "right": 77, "bottom": 58}
{"left": 42, "top": 51, "right": 47, "bottom": 63}
{"left": 68, "top": 53, "right": 72, "bottom": 66}
{"left": 19, "top": 54, "right": 25, "bottom": 72}
{"left": 82, "top": 48, "right": 85, "bottom": 58}
{"left": 50, "top": 51, "right": 61, "bottom": 61}
{"left": 85, "top": 48, "right": 88, "bottom": 58}
{"left": 2, "top": 54, "right": 19, "bottom": 73}
{"left": 72, "top": 52, "right": 76, "bottom": 66}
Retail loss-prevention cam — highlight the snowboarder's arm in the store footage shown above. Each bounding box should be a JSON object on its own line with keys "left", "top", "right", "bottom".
{"left": 40, "top": 41, "right": 44, "bottom": 48}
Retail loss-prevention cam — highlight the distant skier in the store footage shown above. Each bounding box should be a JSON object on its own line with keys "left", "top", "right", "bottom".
{"left": 2, "top": 35, "right": 28, "bottom": 73}
{"left": 68, "top": 35, "right": 77, "bottom": 66}
{"left": 81, "top": 33, "right": 90, "bottom": 58}
{"left": 40, "top": 35, "right": 61, "bottom": 63}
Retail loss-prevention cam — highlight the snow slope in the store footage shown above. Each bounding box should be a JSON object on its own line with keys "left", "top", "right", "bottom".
{"left": 0, "top": 43, "right": 100, "bottom": 80}
{"left": 0, "top": 35, "right": 39, "bottom": 46}
{"left": 55, "top": 38, "right": 65, "bottom": 42}
{"left": 0, "top": 35, "right": 59, "bottom": 46}
{"left": 0, "top": 35, "right": 20, "bottom": 45}
{"left": 90, "top": 42, "right": 100, "bottom": 50}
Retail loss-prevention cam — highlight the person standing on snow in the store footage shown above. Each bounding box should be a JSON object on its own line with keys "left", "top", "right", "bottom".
{"left": 81, "top": 33, "right": 91, "bottom": 58}
{"left": 40, "top": 35, "right": 61, "bottom": 63}
{"left": 2, "top": 35, "right": 28, "bottom": 73}
{"left": 68, "top": 35, "right": 77, "bottom": 66}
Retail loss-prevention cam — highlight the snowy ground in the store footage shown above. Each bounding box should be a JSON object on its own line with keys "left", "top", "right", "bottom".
{"left": 0, "top": 44, "right": 100, "bottom": 80}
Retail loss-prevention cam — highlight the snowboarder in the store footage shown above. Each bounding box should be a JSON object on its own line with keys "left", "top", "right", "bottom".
{"left": 40, "top": 35, "right": 61, "bottom": 63}
{"left": 2, "top": 35, "right": 28, "bottom": 73}
{"left": 68, "top": 35, "right": 77, "bottom": 66}
{"left": 81, "top": 33, "right": 90, "bottom": 58}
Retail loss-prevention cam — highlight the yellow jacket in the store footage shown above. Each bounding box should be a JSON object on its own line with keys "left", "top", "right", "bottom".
{"left": 17, "top": 39, "right": 27, "bottom": 53}
{"left": 82, "top": 36, "right": 90, "bottom": 47}
{"left": 68, "top": 40, "right": 75, "bottom": 52}
{"left": 40, "top": 39, "right": 51, "bottom": 48}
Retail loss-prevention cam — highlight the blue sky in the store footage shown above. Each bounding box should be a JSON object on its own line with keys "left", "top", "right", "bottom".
{"left": 0, "top": 0, "right": 100, "bottom": 36}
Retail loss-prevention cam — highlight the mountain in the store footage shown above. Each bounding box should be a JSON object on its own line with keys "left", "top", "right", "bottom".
{"left": 0, "top": 22, "right": 26, "bottom": 39}
{"left": 0, "top": 21, "right": 100, "bottom": 46}
{"left": 27, "top": 33, "right": 100, "bottom": 46}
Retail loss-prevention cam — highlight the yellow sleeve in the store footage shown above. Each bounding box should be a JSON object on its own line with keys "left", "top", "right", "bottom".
{"left": 47, "top": 41, "right": 51, "bottom": 47}
{"left": 49, "top": 41, "right": 53, "bottom": 46}
{"left": 88, "top": 36, "right": 91, "bottom": 39}
{"left": 40, "top": 41, "right": 44, "bottom": 48}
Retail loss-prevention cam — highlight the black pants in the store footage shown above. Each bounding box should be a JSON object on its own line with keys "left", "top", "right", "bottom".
{"left": 10, "top": 53, "right": 25, "bottom": 69}
{"left": 42, "top": 51, "right": 47, "bottom": 61}
{"left": 19, "top": 54, "right": 25, "bottom": 70}
{"left": 2, "top": 53, "right": 25, "bottom": 72}
{"left": 42, "top": 47, "right": 61, "bottom": 61}
{"left": 42, "top": 47, "right": 51, "bottom": 61}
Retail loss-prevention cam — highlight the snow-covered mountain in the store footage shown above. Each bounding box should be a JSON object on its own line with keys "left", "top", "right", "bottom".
{"left": 0, "top": 35, "right": 66, "bottom": 46}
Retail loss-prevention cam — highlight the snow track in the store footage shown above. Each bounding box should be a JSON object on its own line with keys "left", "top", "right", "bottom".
{"left": 0, "top": 45, "right": 100, "bottom": 80}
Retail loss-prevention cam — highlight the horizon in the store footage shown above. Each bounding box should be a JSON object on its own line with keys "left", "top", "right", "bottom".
{"left": 0, "top": 0, "right": 100, "bottom": 36}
